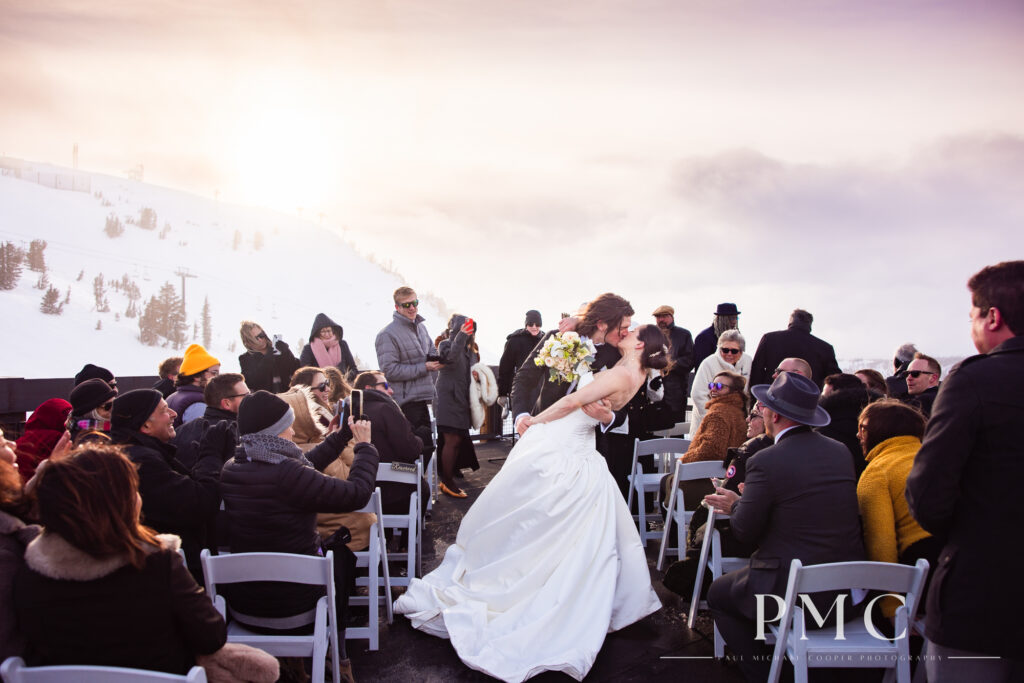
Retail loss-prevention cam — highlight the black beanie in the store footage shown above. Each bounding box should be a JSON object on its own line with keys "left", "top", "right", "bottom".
{"left": 111, "top": 389, "right": 163, "bottom": 432}
{"left": 238, "top": 390, "right": 294, "bottom": 436}
{"left": 75, "top": 363, "right": 114, "bottom": 386}
{"left": 68, "top": 378, "right": 117, "bottom": 416}
{"left": 524, "top": 310, "right": 542, "bottom": 327}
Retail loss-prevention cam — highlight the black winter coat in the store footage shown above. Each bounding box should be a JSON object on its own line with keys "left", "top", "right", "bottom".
{"left": 497, "top": 328, "right": 543, "bottom": 396}
{"left": 749, "top": 320, "right": 841, "bottom": 388}
{"left": 692, "top": 325, "right": 718, "bottom": 372}
{"left": 299, "top": 313, "right": 358, "bottom": 379}
{"left": 905, "top": 384, "right": 939, "bottom": 419}
{"left": 171, "top": 406, "right": 239, "bottom": 470}
{"left": 817, "top": 386, "right": 876, "bottom": 476}
{"left": 906, "top": 336, "right": 1024, "bottom": 659}
{"left": 111, "top": 428, "right": 224, "bottom": 577}
{"left": 355, "top": 389, "right": 424, "bottom": 514}
{"left": 239, "top": 341, "right": 300, "bottom": 393}
{"left": 434, "top": 315, "right": 478, "bottom": 430}
{"left": 662, "top": 323, "right": 695, "bottom": 418}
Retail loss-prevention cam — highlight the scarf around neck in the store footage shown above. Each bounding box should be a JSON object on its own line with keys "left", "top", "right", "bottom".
{"left": 239, "top": 433, "right": 314, "bottom": 468}
{"left": 311, "top": 336, "right": 341, "bottom": 368}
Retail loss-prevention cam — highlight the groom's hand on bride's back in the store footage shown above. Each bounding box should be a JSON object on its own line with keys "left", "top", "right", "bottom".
{"left": 558, "top": 316, "right": 578, "bottom": 334}
{"left": 581, "top": 399, "right": 613, "bottom": 426}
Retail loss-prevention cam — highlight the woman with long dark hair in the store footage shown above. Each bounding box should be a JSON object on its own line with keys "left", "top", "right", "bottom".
{"left": 13, "top": 445, "right": 227, "bottom": 674}
{"left": 433, "top": 314, "right": 480, "bottom": 498}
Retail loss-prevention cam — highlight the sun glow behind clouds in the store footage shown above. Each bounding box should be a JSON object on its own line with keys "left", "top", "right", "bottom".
{"left": 223, "top": 74, "right": 344, "bottom": 213}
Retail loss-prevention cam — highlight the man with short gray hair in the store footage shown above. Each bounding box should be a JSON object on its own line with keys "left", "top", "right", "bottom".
{"left": 749, "top": 309, "right": 841, "bottom": 389}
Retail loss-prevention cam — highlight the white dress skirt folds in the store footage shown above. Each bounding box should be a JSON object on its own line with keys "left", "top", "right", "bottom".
{"left": 394, "top": 375, "right": 661, "bottom": 682}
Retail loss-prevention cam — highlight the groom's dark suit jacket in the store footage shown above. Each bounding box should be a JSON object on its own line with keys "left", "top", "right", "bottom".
{"left": 718, "top": 426, "right": 865, "bottom": 616}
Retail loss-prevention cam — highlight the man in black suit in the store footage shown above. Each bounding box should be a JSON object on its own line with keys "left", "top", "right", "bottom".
{"left": 748, "top": 308, "right": 841, "bottom": 389}
{"left": 704, "top": 372, "right": 864, "bottom": 682}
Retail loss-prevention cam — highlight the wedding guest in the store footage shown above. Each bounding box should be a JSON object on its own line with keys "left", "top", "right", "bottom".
{"left": 238, "top": 320, "right": 300, "bottom": 393}
{"left": 818, "top": 372, "right": 878, "bottom": 476}
{"left": 66, "top": 378, "right": 117, "bottom": 447}
{"left": 299, "top": 313, "right": 358, "bottom": 381}
{"left": 885, "top": 342, "right": 918, "bottom": 398}
{"left": 903, "top": 352, "right": 942, "bottom": 419}
{"left": 497, "top": 309, "right": 543, "bottom": 399}
{"left": 855, "top": 368, "right": 888, "bottom": 396}
{"left": 167, "top": 344, "right": 221, "bottom": 428}
{"left": 434, "top": 315, "right": 481, "bottom": 498}
{"left": 857, "top": 400, "right": 940, "bottom": 617}
{"left": 14, "top": 398, "right": 71, "bottom": 482}
{"left": 689, "top": 330, "right": 751, "bottom": 436}
{"left": 13, "top": 445, "right": 227, "bottom": 674}
{"left": 1, "top": 429, "right": 38, "bottom": 659}
{"left": 692, "top": 303, "right": 740, "bottom": 371}
{"left": 153, "top": 356, "right": 182, "bottom": 398}
{"left": 748, "top": 308, "right": 841, "bottom": 389}
{"left": 651, "top": 304, "right": 695, "bottom": 427}
{"left": 172, "top": 373, "right": 247, "bottom": 470}
{"left": 73, "top": 364, "right": 118, "bottom": 394}
{"left": 288, "top": 366, "right": 340, "bottom": 430}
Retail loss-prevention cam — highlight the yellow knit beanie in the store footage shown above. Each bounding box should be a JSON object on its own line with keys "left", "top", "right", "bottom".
{"left": 180, "top": 344, "right": 220, "bottom": 376}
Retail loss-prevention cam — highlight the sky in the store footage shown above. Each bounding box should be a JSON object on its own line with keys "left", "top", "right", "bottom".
{"left": 3, "top": 0, "right": 1023, "bottom": 361}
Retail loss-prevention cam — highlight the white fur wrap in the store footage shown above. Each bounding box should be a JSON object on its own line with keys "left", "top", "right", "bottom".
{"left": 469, "top": 362, "right": 498, "bottom": 430}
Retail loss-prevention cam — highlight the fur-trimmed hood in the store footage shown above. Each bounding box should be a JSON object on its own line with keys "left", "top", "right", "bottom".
{"left": 23, "top": 531, "right": 180, "bottom": 582}
{"left": 277, "top": 385, "right": 331, "bottom": 448}
{"left": 469, "top": 362, "right": 498, "bottom": 430}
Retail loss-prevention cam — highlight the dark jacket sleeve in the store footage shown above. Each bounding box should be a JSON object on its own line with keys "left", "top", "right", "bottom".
{"left": 339, "top": 341, "right": 358, "bottom": 379}
{"left": 133, "top": 447, "right": 221, "bottom": 528}
{"left": 822, "top": 344, "right": 842, "bottom": 381}
{"left": 384, "top": 406, "right": 423, "bottom": 463}
{"left": 748, "top": 336, "right": 771, "bottom": 388}
{"left": 498, "top": 338, "right": 517, "bottom": 396}
{"left": 274, "top": 342, "right": 301, "bottom": 382}
{"left": 306, "top": 432, "right": 348, "bottom": 472}
{"left": 905, "top": 369, "right": 979, "bottom": 537}
{"left": 727, "top": 450, "right": 774, "bottom": 546}
{"left": 671, "top": 328, "right": 695, "bottom": 378}
{"left": 166, "top": 551, "right": 227, "bottom": 655}
{"left": 281, "top": 442, "right": 380, "bottom": 513}
{"left": 298, "top": 344, "right": 314, "bottom": 368}
{"left": 509, "top": 331, "right": 552, "bottom": 418}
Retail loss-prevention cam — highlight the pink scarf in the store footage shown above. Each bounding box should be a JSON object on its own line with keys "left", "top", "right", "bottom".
{"left": 311, "top": 336, "right": 341, "bottom": 368}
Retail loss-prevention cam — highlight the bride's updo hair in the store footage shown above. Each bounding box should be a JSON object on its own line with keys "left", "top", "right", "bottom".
{"left": 637, "top": 324, "right": 673, "bottom": 372}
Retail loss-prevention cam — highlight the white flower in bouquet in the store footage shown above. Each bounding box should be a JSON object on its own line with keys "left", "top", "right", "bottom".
{"left": 534, "top": 332, "right": 596, "bottom": 384}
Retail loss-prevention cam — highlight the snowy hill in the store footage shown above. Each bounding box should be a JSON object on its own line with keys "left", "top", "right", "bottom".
{"left": 0, "top": 159, "right": 448, "bottom": 379}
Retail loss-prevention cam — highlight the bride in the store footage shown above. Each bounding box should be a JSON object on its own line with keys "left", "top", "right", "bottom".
{"left": 395, "top": 324, "right": 668, "bottom": 682}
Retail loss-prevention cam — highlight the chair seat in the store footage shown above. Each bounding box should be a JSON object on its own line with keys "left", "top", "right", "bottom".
{"left": 771, "top": 619, "right": 905, "bottom": 662}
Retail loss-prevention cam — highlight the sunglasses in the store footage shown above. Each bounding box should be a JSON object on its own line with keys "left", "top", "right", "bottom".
{"left": 748, "top": 412, "right": 763, "bottom": 420}
{"left": 374, "top": 381, "right": 391, "bottom": 390}
{"left": 314, "top": 380, "right": 330, "bottom": 392}
{"left": 225, "top": 392, "right": 251, "bottom": 399}
{"left": 708, "top": 382, "right": 733, "bottom": 391}
{"left": 100, "top": 401, "right": 113, "bottom": 411}
{"left": 906, "top": 370, "right": 935, "bottom": 378}
{"left": 720, "top": 347, "right": 741, "bottom": 355}
{"left": 256, "top": 332, "right": 269, "bottom": 341}
{"left": 398, "top": 300, "right": 420, "bottom": 309}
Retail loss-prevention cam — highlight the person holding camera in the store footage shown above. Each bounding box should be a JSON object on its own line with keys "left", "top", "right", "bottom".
{"left": 238, "top": 320, "right": 300, "bottom": 394}
{"left": 433, "top": 314, "right": 480, "bottom": 498}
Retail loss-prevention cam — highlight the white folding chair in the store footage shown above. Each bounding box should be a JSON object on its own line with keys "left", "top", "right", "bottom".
{"left": 426, "top": 416, "right": 439, "bottom": 508}
{"left": 655, "top": 458, "right": 725, "bottom": 569}
{"left": 375, "top": 461, "right": 423, "bottom": 585}
{"left": 627, "top": 437, "right": 690, "bottom": 547}
{"left": 348, "top": 488, "right": 393, "bottom": 647}
{"left": 200, "top": 549, "right": 340, "bottom": 683}
{"left": 767, "top": 558, "right": 930, "bottom": 683}
{"left": 1, "top": 657, "right": 206, "bottom": 683}
{"left": 652, "top": 421, "right": 690, "bottom": 438}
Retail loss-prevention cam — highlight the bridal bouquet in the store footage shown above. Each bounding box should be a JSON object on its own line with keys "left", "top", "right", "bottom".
{"left": 534, "top": 331, "right": 596, "bottom": 384}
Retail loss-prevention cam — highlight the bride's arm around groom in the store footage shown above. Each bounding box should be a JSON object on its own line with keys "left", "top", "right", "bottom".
{"left": 521, "top": 365, "right": 636, "bottom": 431}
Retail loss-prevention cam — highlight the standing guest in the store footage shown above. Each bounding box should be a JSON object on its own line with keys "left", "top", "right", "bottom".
{"left": 238, "top": 320, "right": 300, "bottom": 393}
{"left": 1, "top": 429, "right": 39, "bottom": 659}
{"left": 885, "top": 342, "right": 919, "bottom": 398}
{"left": 433, "top": 315, "right": 480, "bottom": 498}
{"left": 704, "top": 372, "right": 864, "bottom": 682}
{"left": 153, "top": 356, "right": 182, "bottom": 398}
{"left": 299, "top": 313, "right": 358, "bottom": 381}
{"left": 689, "top": 330, "right": 751, "bottom": 437}
{"left": 14, "top": 399, "right": 71, "bottom": 482}
{"left": 497, "top": 309, "right": 543, "bottom": 401}
{"left": 818, "top": 372, "right": 878, "bottom": 476}
{"left": 167, "top": 344, "right": 221, "bottom": 428}
{"left": 73, "top": 364, "right": 118, "bottom": 394}
{"left": 906, "top": 260, "right": 1024, "bottom": 682}
{"left": 110, "top": 389, "right": 234, "bottom": 580}
{"left": 903, "top": 352, "right": 942, "bottom": 419}
{"left": 651, "top": 305, "right": 695, "bottom": 427}
{"left": 12, "top": 445, "right": 227, "bottom": 675}
{"left": 173, "top": 373, "right": 247, "bottom": 470}
{"left": 692, "top": 303, "right": 740, "bottom": 371}
{"left": 855, "top": 368, "right": 889, "bottom": 396}
{"left": 375, "top": 287, "right": 440, "bottom": 462}
{"left": 749, "top": 308, "right": 841, "bottom": 388}
{"left": 856, "top": 400, "right": 940, "bottom": 617}
{"left": 220, "top": 391, "right": 379, "bottom": 683}
{"left": 66, "top": 379, "right": 117, "bottom": 447}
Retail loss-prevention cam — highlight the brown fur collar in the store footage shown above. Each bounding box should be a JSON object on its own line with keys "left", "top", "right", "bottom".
{"left": 24, "top": 530, "right": 180, "bottom": 581}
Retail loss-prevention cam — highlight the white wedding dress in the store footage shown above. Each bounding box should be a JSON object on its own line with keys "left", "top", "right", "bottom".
{"left": 394, "top": 372, "right": 662, "bottom": 682}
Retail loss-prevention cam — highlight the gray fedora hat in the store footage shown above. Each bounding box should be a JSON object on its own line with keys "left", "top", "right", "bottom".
{"left": 750, "top": 372, "right": 831, "bottom": 427}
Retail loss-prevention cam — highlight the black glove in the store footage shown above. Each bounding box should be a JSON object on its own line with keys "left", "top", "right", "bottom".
{"left": 200, "top": 420, "right": 238, "bottom": 462}
{"left": 649, "top": 375, "right": 664, "bottom": 392}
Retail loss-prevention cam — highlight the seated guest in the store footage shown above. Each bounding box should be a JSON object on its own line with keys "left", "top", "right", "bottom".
{"left": 14, "top": 398, "right": 71, "bottom": 482}
{"left": 167, "top": 344, "right": 221, "bottom": 428}
{"left": 818, "top": 372, "right": 879, "bottom": 477}
{"left": 66, "top": 378, "right": 117, "bottom": 447}
{"left": 903, "top": 352, "right": 942, "bottom": 419}
{"left": 689, "top": 330, "right": 751, "bottom": 437}
{"left": 73, "top": 364, "right": 118, "bottom": 394}
{"left": 855, "top": 368, "right": 888, "bottom": 396}
{"left": 1, "top": 429, "right": 39, "bottom": 659}
{"left": 885, "top": 342, "right": 918, "bottom": 398}
{"left": 299, "top": 313, "right": 359, "bottom": 381}
{"left": 12, "top": 445, "right": 227, "bottom": 674}
{"left": 857, "top": 399, "right": 941, "bottom": 617}
{"left": 220, "top": 391, "right": 379, "bottom": 682}
{"left": 238, "top": 320, "right": 300, "bottom": 393}
{"left": 153, "top": 356, "right": 183, "bottom": 398}
{"left": 110, "top": 389, "right": 234, "bottom": 579}
{"left": 173, "top": 373, "right": 247, "bottom": 469}
{"left": 289, "top": 366, "right": 342, "bottom": 430}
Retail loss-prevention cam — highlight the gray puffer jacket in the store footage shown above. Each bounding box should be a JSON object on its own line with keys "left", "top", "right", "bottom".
{"left": 375, "top": 311, "right": 437, "bottom": 406}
